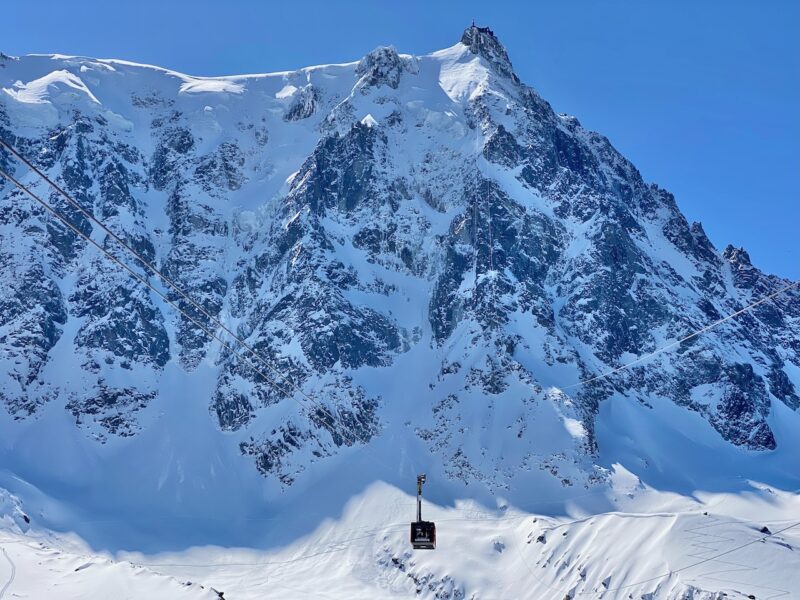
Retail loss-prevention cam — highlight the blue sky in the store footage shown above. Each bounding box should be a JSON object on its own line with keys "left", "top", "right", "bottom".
{"left": 5, "top": 0, "right": 799, "bottom": 278}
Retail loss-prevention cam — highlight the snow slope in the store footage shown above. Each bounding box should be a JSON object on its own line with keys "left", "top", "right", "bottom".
{"left": 2, "top": 479, "right": 799, "bottom": 599}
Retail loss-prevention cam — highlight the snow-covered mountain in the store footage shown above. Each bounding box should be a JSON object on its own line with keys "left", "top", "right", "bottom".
{"left": 1, "top": 26, "right": 799, "bottom": 599}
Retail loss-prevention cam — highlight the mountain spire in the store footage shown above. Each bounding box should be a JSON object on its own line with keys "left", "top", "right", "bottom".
{"left": 723, "top": 244, "right": 752, "bottom": 267}
{"left": 460, "top": 24, "right": 519, "bottom": 84}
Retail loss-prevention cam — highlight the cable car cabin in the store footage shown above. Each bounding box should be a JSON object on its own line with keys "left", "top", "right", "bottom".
{"left": 411, "top": 474, "right": 436, "bottom": 549}
{"left": 411, "top": 520, "right": 436, "bottom": 550}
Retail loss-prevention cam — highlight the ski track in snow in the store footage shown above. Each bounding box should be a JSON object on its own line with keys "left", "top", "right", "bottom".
{"left": 680, "top": 517, "right": 796, "bottom": 599}
{"left": 0, "top": 547, "right": 14, "bottom": 600}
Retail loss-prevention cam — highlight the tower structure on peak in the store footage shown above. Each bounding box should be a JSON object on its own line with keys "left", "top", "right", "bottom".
{"left": 460, "top": 23, "right": 519, "bottom": 84}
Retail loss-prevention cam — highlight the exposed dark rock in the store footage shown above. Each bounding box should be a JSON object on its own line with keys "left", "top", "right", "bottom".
{"left": 66, "top": 385, "right": 157, "bottom": 440}
{"left": 284, "top": 85, "right": 319, "bottom": 121}
{"left": 356, "top": 46, "right": 415, "bottom": 90}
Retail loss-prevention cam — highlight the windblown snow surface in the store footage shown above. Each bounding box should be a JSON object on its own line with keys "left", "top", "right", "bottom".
{"left": 1, "top": 26, "right": 799, "bottom": 599}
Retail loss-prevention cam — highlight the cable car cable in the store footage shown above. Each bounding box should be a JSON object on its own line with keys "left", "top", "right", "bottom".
{"left": 562, "top": 277, "right": 800, "bottom": 392}
{"left": 0, "top": 167, "right": 333, "bottom": 453}
{"left": 0, "top": 138, "right": 351, "bottom": 438}
{"left": 1, "top": 163, "right": 403, "bottom": 476}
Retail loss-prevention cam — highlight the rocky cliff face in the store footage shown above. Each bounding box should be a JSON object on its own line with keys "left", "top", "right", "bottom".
{"left": 0, "top": 27, "right": 798, "bottom": 489}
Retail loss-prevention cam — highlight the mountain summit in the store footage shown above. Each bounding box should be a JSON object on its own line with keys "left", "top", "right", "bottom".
{"left": 0, "top": 25, "right": 798, "bottom": 552}
{"left": 460, "top": 24, "right": 519, "bottom": 83}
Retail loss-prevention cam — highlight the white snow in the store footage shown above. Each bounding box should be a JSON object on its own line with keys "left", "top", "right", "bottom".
{"left": 2, "top": 70, "right": 100, "bottom": 105}
{"left": 1, "top": 479, "right": 798, "bottom": 599}
{"left": 178, "top": 78, "right": 245, "bottom": 95}
{"left": 275, "top": 84, "right": 298, "bottom": 99}
{"left": 432, "top": 43, "right": 492, "bottom": 103}
{"left": 360, "top": 113, "right": 378, "bottom": 128}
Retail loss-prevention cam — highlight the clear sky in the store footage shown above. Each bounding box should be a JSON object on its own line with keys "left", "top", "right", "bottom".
{"left": 4, "top": 0, "right": 799, "bottom": 278}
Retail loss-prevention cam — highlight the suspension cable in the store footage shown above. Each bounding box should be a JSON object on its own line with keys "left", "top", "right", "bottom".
{"left": 0, "top": 166, "right": 334, "bottom": 453}
{"left": 0, "top": 138, "right": 354, "bottom": 434}
{"left": 0, "top": 138, "right": 349, "bottom": 435}
{"left": 562, "top": 276, "right": 800, "bottom": 391}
